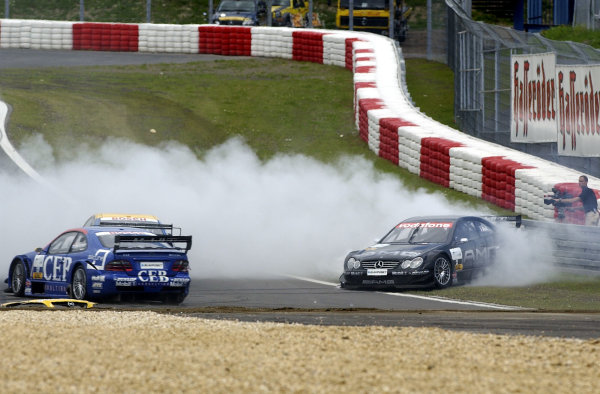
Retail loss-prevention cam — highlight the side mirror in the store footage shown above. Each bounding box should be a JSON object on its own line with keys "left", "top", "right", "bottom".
{"left": 35, "top": 247, "right": 43, "bottom": 253}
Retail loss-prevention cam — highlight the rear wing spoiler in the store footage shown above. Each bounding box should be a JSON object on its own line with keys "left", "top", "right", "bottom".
{"left": 114, "top": 235, "right": 192, "bottom": 252}
{"left": 484, "top": 215, "right": 522, "bottom": 228}
{"left": 99, "top": 222, "right": 181, "bottom": 235}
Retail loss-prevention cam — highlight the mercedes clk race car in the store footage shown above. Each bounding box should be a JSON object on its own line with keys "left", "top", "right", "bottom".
{"left": 6, "top": 224, "right": 192, "bottom": 304}
{"left": 339, "top": 215, "right": 520, "bottom": 290}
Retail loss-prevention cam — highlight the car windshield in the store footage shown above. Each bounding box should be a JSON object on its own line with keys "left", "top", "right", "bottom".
{"left": 272, "top": 0, "right": 290, "bottom": 5}
{"left": 380, "top": 221, "right": 453, "bottom": 244}
{"left": 96, "top": 232, "right": 175, "bottom": 249}
{"left": 218, "top": 0, "right": 256, "bottom": 12}
{"left": 339, "top": 0, "right": 388, "bottom": 10}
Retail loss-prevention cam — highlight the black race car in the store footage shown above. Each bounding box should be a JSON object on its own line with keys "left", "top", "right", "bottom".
{"left": 339, "top": 215, "right": 520, "bottom": 290}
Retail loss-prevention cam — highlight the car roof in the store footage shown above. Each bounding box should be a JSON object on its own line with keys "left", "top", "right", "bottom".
{"left": 401, "top": 215, "right": 491, "bottom": 223}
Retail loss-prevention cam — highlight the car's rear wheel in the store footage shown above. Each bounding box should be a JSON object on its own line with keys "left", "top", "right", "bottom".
{"left": 70, "top": 266, "right": 87, "bottom": 300}
{"left": 433, "top": 255, "right": 453, "bottom": 289}
{"left": 10, "top": 261, "right": 26, "bottom": 297}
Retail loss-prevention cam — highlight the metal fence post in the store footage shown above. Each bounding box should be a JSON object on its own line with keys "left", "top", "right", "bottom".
{"left": 478, "top": 34, "right": 484, "bottom": 135}
{"left": 349, "top": 0, "right": 354, "bottom": 31}
{"left": 4, "top": 0, "right": 9, "bottom": 18}
{"left": 427, "top": 0, "right": 432, "bottom": 60}
{"left": 389, "top": 0, "right": 394, "bottom": 40}
{"left": 457, "top": 30, "right": 465, "bottom": 130}
{"left": 494, "top": 44, "right": 500, "bottom": 133}
{"left": 147, "top": 0, "right": 151, "bottom": 23}
{"left": 80, "top": 0, "right": 84, "bottom": 21}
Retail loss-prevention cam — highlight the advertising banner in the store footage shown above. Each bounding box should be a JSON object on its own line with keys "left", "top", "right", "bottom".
{"left": 511, "top": 52, "right": 557, "bottom": 143}
{"left": 556, "top": 64, "right": 600, "bottom": 157}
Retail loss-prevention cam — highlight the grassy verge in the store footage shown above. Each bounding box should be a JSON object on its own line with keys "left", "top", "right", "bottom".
{"left": 1, "top": 59, "right": 358, "bottom": 162}
{"left": 542, "top": 25, "right": 600, "bottom": 49}
{"left": 404, "top": 59, "right": 456, "bottom": 128}
{"left": 417, "top": 275, "right": 600, "bottom": 311}
{"left": 0, "top": 58, "right": 503, "bottom": 206}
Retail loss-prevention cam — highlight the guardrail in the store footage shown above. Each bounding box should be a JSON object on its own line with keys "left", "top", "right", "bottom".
{"left": 521, "top": 219, "right": 600, "bottom": 274}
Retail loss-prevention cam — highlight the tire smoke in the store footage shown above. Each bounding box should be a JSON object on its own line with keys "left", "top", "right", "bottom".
{"left": 1, "top": 135, "right": 554, "bottom": 286}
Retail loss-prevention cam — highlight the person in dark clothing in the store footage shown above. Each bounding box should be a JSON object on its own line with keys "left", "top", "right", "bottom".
{"left": 558, "top": 175, "right": 600, "bottom": 226}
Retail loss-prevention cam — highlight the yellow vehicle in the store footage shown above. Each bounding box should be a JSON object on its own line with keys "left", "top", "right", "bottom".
{"left": 336, "top": 0, "right": 411, "bottom": 41}
{"left": 271, "top": 0, "right": 321, "bottom": 27}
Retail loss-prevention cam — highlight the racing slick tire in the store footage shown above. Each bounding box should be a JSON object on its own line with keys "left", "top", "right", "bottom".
{"left": 70, "top": 266, "right": 87, "bottom": 300}
{"left": 433, "top": 255, "right": 453, "bottom": 289}
{"left": 10, "top": 260, "right": 26, "bottom": 297}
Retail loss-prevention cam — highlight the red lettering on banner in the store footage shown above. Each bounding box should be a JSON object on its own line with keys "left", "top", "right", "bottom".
{"left": 513, "top": 58, "right": 556, "bottom": 139}
{"left": 557, "top": 69, "right": 600, "bottom": 151}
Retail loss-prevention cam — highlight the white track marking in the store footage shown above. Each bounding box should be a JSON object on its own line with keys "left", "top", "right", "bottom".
{"left": 0, "top": 101, "right": 46, "bottom": 183}
{"left": 286, "top": 275, "right": 527, "bottom": 311}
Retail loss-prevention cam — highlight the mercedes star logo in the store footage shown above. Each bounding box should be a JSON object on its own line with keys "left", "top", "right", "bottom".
{"left": 375, "top": 261, "right": 384, "bottom": 268}
{"left": 361, "top": 17, "right": 368, "bottom": 26}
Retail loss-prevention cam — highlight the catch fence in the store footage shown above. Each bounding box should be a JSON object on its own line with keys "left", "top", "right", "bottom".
{"left": 444, "top": 0, "right": 600, "bottom": 177}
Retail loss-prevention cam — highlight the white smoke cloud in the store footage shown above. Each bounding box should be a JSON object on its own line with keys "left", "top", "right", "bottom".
{"left": 0, "top": 135, "right": 556, "bottom": 286}
{"left": 470, "top": 225, "right": 560, "bottom": 286}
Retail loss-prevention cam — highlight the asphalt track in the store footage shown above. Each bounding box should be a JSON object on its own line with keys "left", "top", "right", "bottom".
{"left": 1, "top": 48, "right": 600, "bottom": 339}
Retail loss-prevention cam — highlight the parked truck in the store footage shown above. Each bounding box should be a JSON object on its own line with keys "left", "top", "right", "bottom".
{"left": 336, "top": 0, "right": 411, "bottom": 42}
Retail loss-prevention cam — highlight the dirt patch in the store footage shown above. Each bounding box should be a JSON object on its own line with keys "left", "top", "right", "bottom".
{"left": 1, "top": 310, "right": 599, "bottom": 393}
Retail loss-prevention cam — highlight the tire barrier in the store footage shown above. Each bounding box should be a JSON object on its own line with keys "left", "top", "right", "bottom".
{"left": 292, "top": 31, "right": 323, "bottom": 63}
{"left": 73, "top": 23, "right": 138, "bottom": 51}
{"left": 199, "top": 25, "right": 251, "bottom": 56}
{"left": 1, "top": 19, "right": 599, "bottom": 226}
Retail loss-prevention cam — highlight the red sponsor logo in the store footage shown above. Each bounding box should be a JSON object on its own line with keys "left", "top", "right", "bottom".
{"left": 397, "top": 222, "right": 453, "bottom": 229}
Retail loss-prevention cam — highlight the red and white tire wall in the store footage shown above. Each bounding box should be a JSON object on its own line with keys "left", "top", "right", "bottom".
{"left": 1, "top": 19, "right": 597, "bottom": 223}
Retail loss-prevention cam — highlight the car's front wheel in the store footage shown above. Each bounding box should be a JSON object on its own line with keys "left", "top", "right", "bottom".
{"left": 433, "top": 255, "right": 453, "bottom": 289}
{"left": 10, "top": 261, "right": 26, "bottom": 297}
{"left": 70, "top": 266, "right": 87, "bottom": 300}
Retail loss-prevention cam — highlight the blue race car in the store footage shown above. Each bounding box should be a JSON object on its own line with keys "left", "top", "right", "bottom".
{"left": 6, "top": 225, "right": 192, "bottom": 304}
